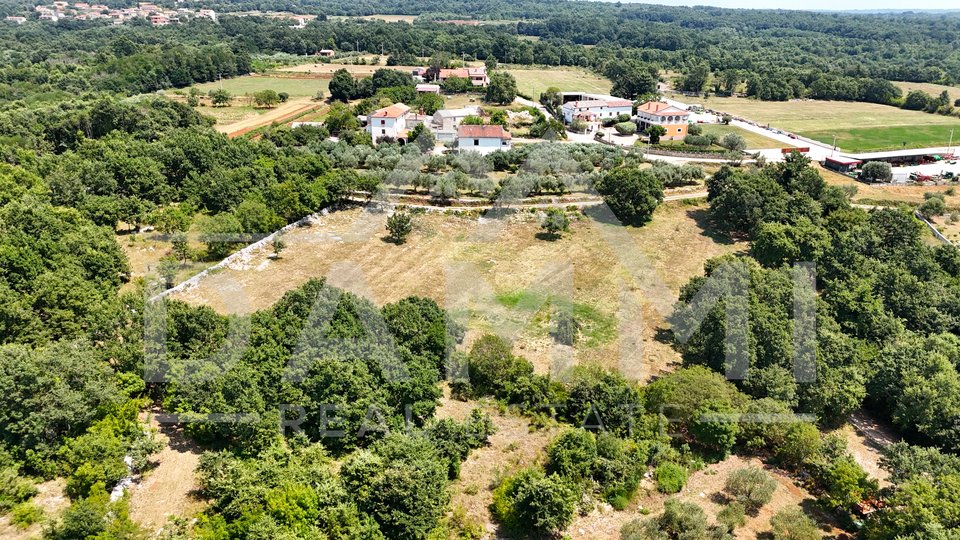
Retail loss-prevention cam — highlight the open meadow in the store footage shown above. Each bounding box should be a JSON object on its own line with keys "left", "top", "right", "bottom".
{"left": 684, "top": 95, "right": 960, "bottom": 152}
{"left": 505, "top": 67, "right": 612, "bottom": 101}
{"left": 194, "top": 74, "right": 328, "bottom": 98}
{"left": 171, "top": 202, "right": 743, "bottom": 381}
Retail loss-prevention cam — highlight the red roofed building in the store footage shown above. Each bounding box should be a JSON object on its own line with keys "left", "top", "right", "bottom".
{"left": 438, "top": 67, "right": 488, "bottom": 87}
{"left": 456, "top": 124, "right": 512, "bottom": 154}
{"left": 367, "top": 103, "right": 412, "bottom": 143}
{"left": 635, "top": 101, "right": 690, "bottom": 140}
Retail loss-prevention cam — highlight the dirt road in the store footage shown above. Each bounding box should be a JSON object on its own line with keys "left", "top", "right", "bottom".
{"left": 216, "top": 98, "right": 322, "bottom": 137}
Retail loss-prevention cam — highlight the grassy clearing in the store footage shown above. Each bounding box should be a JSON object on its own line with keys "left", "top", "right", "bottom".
{"left": 505, "top": 67, "right": 612, "bottom": 101}
{"left": 328, "top": 14, "right": 417, "bottom": 23}
{"left": 682, "top": 95, "right": 960, "bottom": 151}
{"left": 171, "top": 203, "right": 743, "bottom": 379}
{"left": 194, "top": 75, "right": 328, "bottom": 98}
{"left": 894, "top": 81, "right": 959, "bottom": 98}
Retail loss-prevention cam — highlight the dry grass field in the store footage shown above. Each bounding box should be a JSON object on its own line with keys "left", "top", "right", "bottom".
{"left": 170, "top": 203, "right": 743, "bottom": 381}
{"left": 506, "top": 67, "right": 613, "bottom": 101}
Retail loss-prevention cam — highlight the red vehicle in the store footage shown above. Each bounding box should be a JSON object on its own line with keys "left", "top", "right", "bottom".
{"left": 788, "top": 133, "right": 798, "bottom": 139}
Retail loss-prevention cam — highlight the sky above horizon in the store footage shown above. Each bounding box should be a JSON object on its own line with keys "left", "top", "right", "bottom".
{"left": 623, "top": 0, "right": 956, "bottom": 10}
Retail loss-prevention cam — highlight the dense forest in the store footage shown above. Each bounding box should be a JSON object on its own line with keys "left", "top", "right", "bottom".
{"left": 1, "top": 0, "right": 960, "bottom": 538}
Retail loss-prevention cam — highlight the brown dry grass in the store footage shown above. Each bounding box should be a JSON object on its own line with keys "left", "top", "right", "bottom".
{"left": 171, "top": 203, "right": 743, "bottom": 381}
{"left": 0, "top": 479, "right": 69, "bottom": 539}
{"left": 118, "top": 231, "right": 210, "bottom": 294}
{"left": 818, "top": 164, "right": 960, "bottom": 206}
{"left": 128, "top": 413, "right": 207, "bottom": 534}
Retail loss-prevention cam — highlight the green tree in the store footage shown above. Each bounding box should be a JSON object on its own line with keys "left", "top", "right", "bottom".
{"left": 485, "top": 72, "right": 518, "bottom": 104}
{"left": 595, "top": 167, "right": 664, "bottom": 226}
{"left": 209, "top": 88, "right": 231, "bottom": 107}
{"left": 655, "top": 462, "right": 687, "bottom": 494}
{"left": 860, "top": 161, "right": 892, "bottom": 183}
{"left": 770, "top": 508, "right": 820, "bottom": 540}
{"left": 253, "top": 89, "right": 281, "bottom": 108}
{"left": 493, "top": 468, "right": 578, "bottom": 537}
{"left": 721, "top": 133, "right": 747, "bottom": 152}
{"left": 540, "top": 208, "right": 570, "bottom": 238}
{"left": 158, "top": 256, "right": 179, "bottom": 288}
{"left": 614, "top": 122, "right": 637, "bottom": 136}
{"left": 724, "top": 467, "right": 777, "bottom": 512}
{"left": 647, "top": 124, "right": 667, "bottom": 144}
{"left": 329, "top": 68, "right": 357, "bottom": 101}
{"left": 386, "top": 212, "right": 414, "bottom": 244}
{"left": 271, "top": 235, "right": 287, "bottom": 258}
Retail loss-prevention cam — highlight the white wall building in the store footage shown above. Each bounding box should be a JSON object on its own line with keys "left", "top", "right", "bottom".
{"left": 456, "top": 125, "right": 512, "bottom": 154}
{"left": 561, "top": 97, "right": 633, "bottom": 124}
{"left": 430, "top": 106, "right": 481, "bottom": 142}
{"left": 367, "top": 103, "right": 411, "bottom": 143}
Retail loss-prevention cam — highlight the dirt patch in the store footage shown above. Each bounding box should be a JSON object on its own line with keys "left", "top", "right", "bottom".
{"left": 171, "top": 204, "right": 743, "bottom": 382}
{"left": 127, "top": 414, "right": 207, "bottom": 535}
{"left": 832, "top": 409, "right": 899, "bottom": 489}
{"left": 0, "top": 479, "right": 69, "bottom": 540}
{"left": 216, "top": 98, "right": 322, "bottom": 137}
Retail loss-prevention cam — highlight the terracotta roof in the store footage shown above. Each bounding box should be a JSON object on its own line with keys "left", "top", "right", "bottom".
{"left": 439, "top": 67, "right": 486, "bottom": 79}
{"left": 369, "top": 103, "right": 411, "bottom": 118}
{"left": 457, "top": 124, "right": 511, "bottom": 140}
{"left": 636, "top": 101, "right": 689, "bottom": 115}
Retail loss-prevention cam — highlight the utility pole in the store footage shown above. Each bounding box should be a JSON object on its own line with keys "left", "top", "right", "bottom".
{"left": 949, "top": 128, "right": 955, "bottom": 153}
{"left": 832, "top": 134, "right": 837, "bottom": 157}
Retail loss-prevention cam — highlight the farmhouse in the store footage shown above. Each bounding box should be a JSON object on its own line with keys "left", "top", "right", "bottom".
{"left": 316, "top": 49, "right": 335, "bottom": 57}
{"left": 561, "top": 96, "right": 633, "bottom": 124}
{"left": 438, "top": 67, "right": 489, "bottom": 87}
{"left": 456, "top": 125, "right": 512, "bottom": 154}
{"left": 367, "top": 103, "right": 412, "bottom": 143}
{"left": 635, "top": 101, "right": 690, "bottom": 141}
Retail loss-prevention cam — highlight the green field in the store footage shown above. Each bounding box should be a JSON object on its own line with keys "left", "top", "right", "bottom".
{"left": 684, "top": 95, "right": 960, "bottom": 152}
{"left": 194, "top": 75, "right": 328, "bottom": 97}
{"left": 506, "top": 67, "right": 612, "bottom": 101}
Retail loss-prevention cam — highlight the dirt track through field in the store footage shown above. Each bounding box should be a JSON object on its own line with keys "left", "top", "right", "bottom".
{"left": 216, "top": 98, "right": 321, "bottom": 137}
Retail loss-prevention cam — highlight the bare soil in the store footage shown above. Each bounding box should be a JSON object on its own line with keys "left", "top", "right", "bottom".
{"left": 0, "top": 479, "right": 69, "bottom": 540}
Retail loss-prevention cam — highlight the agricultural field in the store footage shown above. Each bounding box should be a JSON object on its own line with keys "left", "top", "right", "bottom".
{"left": 894, "top": 80, "right": 960, "bottom": 98}
{"left": 328, "top": 14, "right": 418, "bottom": 23}
{"left": 506, "top": 67, "right": 612, "bottom": 101}
{"left": 194, "top": 75, "right": 328, "bottom": 98}
{"left": 171, "top": 202, "right": 744, "bottom": 380}
{"left": 684, "top": 95, "right": 960, "bottom": 152}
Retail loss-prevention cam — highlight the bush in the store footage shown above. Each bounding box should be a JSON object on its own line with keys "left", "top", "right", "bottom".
{"left": 11, "top": 501, "right": 43, "bottom": 529}
{"left": 655, "top": 462, "right": 687, "bottom": 494}
{"left": 717, "top": 501, "right": 746, "bottom": 531}
{"left": 721, "top": 133, "right": 747, "bottom": 152}
{"left": 492, "top": 468, "right": 579, "bottom": 536}
{"left": 594, "top": 167, "right": 664, "bottom": 226}
{"left": 859, "top": 161, "right": 892, "bottom": 183}
{"left": 467, "top": 334, "right": 534, "bottom": 398}
{"left": 551, "top": 311, "right": 579, "bottom": 345}
{"left": 546, "top": 429, "right": 597, "bottom": 480}
{"left": 540, "top": 208, "right": 570, "bottom": 238}
{"left": 614, "top": 122, "right": 637, "bottom": 136}
{"left": 684, "top": 134, "right": 713, "bottom": 147}
{"left": 724, "top": 467, "right": 777, "bottom": 512}
{"left": 386, "top": 212, "right": 414, "bottom": 244}
{"left": 770, "top": 508, "right": 820, "bottom": 540}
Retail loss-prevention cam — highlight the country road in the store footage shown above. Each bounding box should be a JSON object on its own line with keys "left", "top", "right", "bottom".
{"left": 346, "top": 190, "right": 708, "bottom": 212}
{"left": 216, "top": 98, "right": 323, "bottom": 137}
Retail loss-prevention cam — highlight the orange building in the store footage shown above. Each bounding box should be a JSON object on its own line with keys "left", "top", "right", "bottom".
{"left": 636, "top": 101, "right": 690, "bottom": 141}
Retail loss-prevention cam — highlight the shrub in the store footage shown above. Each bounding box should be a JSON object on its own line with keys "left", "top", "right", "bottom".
{"left": 724, "top": 467, "right": 777, "bottom": 512}
{"left": 770, "top": 508, "right": 820, "bottom": 540}
{"left": 655, "top": 462, "right": 687, "bottom": 494}
{"left": 11, "top": 501, "right": 43, "bottom": 529}
{"left": 386, "top": 212, "right": 414, "bottom": 244}
{"left": 467, "top": 334, "right": 533, "bottom": 398}
{"left": 493, "top": 468, "right": 579, "bottom": 537}
{"left": 859, "top": 161, "right": 892, "bottom": 183}
{"left": 717, "top": 501, "right": 746, "bottom": 531}
{"left": 614, "top": 122, "right": 637, "bottom": 136}
{"left": 546, "top": 429, "right": 597, "bottom": 480}
{"left": 540, "top": 208, "right": 570, "bottom": 238}
{"left": 551, "top": 311, "right": 579, "bottom": 345}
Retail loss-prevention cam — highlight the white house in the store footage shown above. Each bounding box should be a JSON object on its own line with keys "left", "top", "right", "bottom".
{"left": 635, "top": 101, "right": 690, "bottom": 140}
{"left": 367, "top": 103, "right": 411, "bottom": 143}
{"left": 456, "top": 125, "right": 512, "bottom": 154}
{"left": 416, "top": 83, "right": 440, "bottom": 94}
{"left": 561, "top": 97, "right": 633, "bottom": 124}
{"left": 430, "top": 106, "right": 481, "bottom": 141}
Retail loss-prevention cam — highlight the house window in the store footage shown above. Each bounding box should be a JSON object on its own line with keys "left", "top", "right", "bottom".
{"left": 473, "top": 139, "right": 479, "bottom": 146}
{"left": 677, "top": 128, "right": 682, "bottom": 133}
{"left": 380, "top": 120, "right": 385, "bottom": 125}
{"left": 381, "top": 129, "right": 386, "bottom": 135}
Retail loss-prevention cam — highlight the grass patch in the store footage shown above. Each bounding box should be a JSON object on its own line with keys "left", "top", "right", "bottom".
{"left": 799, "top": 125, "right": 959, "bottom": 153}
{"left": 11, "top": 502, "right": 44, "bottom": 529}
{"left": 506, "top": 67, "right": 611, "bottom": 102}
{"left": 682, "top": 95, "right": 960, "bottom": 151}
{"left": 572, "top": 302, "right": 616, "bottom": 348}
{"left": 194, "top": 75, "right": 328, "bottom": 98}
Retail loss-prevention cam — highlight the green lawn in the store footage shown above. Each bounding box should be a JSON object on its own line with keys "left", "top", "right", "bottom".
{"left": 681, "top": 94, "right": 960, "bottom": 151}
{"left": 799, "top": 125, "right": 958, "bottom": 153}
{"left": 506, "top": 67, "right": 612, "bottom": 101}
{"left": 194, "top": 75, "right": 328, "bottom": 97}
